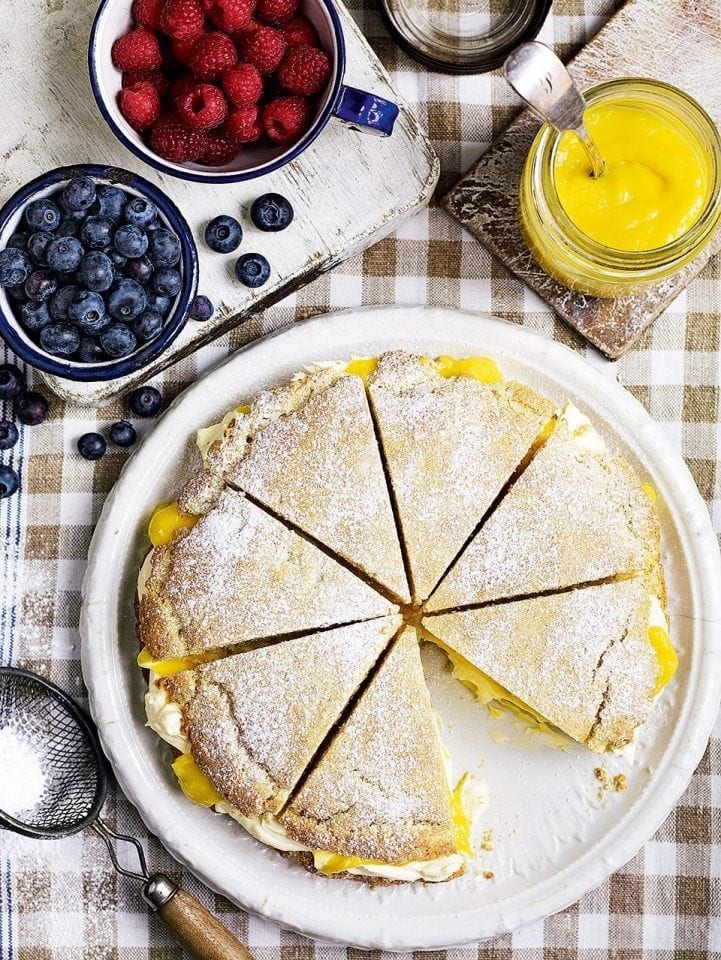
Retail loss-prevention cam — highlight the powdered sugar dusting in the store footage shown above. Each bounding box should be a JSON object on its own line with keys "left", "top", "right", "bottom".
{"left": 280, "top": 627, "right": 456, "bottom": 863}
{"left": 424, "top": 577, "right": 659, "bottom": 751}
{"left": 170, "top": 616, "right": 401, "bottom": 815}
{"left": 428, "top": 409, "right": 659, "bottom": 610}
{"left": 144, "top": 489, "right": 396, "bottom": 657}
{"left": 368, "top": 351, "right": 556, "bottom": 601}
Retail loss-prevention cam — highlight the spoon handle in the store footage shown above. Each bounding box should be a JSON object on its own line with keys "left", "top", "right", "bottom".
{"left": 575, "top": 124, "right": 606, "bottom": 178}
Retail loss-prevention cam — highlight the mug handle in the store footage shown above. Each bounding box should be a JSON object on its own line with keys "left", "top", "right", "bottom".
{"left": 332, "top": 86, "right": 399, "bottom": 137}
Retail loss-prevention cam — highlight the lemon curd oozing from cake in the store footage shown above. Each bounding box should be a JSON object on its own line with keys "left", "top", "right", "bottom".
{"left": 137, "top": 647, "right": 224, "bottom": 677}
{"left": 148, "top": 501, "right": 199, "bottom": 546}
{"left": 171, "top": 753, "right": 223, "bottom": 806}
{"left": 345, "top": 355, "right": 503, "bottom": 386}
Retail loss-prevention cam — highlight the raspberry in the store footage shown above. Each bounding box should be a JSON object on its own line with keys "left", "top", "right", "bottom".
{"left": 119, "top": 80, "right": 162, "bottom": 130}
{"left": 226, "top": 104, "right": 263, "bottom": 143}
{"left": 240, "top": 24, "right": 287, "bottom": 74}
{"left": 229, "top": 15, "right": 260, "bottom": 38}
{"left": 112, "top": 28, "right": 163, "bottom": 71}
{"left": 178, "top": 82, "right": 229, "bottom": 129}
{"left": 189, "top": 31, "right": 239, "bottom": 80}
{"left": 160, "top": 0, "right": 205, "bottom": 38}
{"left": 201, "top": 133, "right": 240, "bottom": 165}
{"left": 171, "top": 31, "right": 207, "bottom": 63}
{"left": 282, "top": 14, "right": 319, "bottom": 47}
{"left": 277, "top": 45, "right": 329, "bottom": 95}
{"left": 122, "top": 69, "right": 168, "bottom": 97}
{"left": 169, "top": 73, "right": 198, "bottom": 103}
{"left": 256, "top": 0, "right": 297, "bottom": 26}
{"left": 222, "top": 63, "right": 263, "bottom": 104}
{"left": 150, "top": 115, "right": 209, "bottom": 161}
{"left": 262, "top": 95, "right": 309, "bottom": 144}
{"left": 132, "top": 0, "right": 164, "bottom": 29}
{"left": 206, "top": 0, "right": 255, "bottom": 32}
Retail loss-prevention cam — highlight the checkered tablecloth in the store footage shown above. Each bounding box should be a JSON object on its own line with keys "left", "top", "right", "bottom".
{"left": 1, "top": 0, "right": 720, "bottom": 955}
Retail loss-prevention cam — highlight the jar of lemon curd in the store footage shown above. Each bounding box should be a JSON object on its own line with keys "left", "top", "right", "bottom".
{"left": 520, "top": 79, "right": 721, "bottom": 298}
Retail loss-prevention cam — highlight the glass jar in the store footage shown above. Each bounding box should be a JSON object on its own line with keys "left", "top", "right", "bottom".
{"left": 519, "top": 79, "right": 721, "bottom": 298}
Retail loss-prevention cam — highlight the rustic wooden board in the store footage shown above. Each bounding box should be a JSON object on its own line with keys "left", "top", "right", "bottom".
{"left": 443, "top": 0, "right": 721, "bottom": 359}
{"left": 2, "top": 0, "right": 439, "bottom": 404}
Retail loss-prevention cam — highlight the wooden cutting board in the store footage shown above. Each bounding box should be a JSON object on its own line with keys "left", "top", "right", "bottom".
{"left": 443, "top": 0, "right": 721, "bottom": 358}
{"left": 2, "top": 0, "right": 439, "bottom": 404}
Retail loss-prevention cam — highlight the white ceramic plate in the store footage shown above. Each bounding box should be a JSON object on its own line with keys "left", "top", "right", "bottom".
{"left": 81, "top": 306, "right": 721, "bottom": 950}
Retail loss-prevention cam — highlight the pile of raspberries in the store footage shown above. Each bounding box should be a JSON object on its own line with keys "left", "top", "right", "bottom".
{"left": 113, "top": 0, "right": 332, "bottom": 165}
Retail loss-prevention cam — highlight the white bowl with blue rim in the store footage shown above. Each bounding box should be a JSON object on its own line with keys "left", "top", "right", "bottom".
{"left": 88, "top": 0, "right": 399, "bottom": 183}
{"left": 0, "top": 164, "right": 198, "bottom": 382}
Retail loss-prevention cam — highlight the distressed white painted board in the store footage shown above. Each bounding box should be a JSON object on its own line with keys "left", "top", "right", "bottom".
{"left": 1, "top": 0, "right": 439, "bottom": 405}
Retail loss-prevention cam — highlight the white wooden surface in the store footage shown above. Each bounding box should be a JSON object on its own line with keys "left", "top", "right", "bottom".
{"left": 1, "top": 0, "right": 439, "bottom": 404}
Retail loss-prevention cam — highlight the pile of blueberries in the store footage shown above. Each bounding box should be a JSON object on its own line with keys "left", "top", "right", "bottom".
{"left": 0, "top": 174, "right": 202, "bottom": 363}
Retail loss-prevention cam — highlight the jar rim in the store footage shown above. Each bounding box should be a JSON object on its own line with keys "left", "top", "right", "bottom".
{"left": 529, "top": 78, "right": 721, "bottom": 269}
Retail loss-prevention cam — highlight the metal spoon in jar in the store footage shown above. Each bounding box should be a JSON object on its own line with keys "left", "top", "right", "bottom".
{"left": 504, "top": 41, "right": 606, "bottom": 178}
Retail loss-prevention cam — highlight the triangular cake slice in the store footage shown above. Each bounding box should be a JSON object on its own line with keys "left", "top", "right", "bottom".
{"left": 366, "top": 351, "right": 556, "bottom": 600}
{"left": 197, "top": 365, "right": 409, "bottom": 602}
{"left": 427, "top": 403, "right": 660, "bottom": 611}
{"left": 424, "top": 572, "right": 676, "bottom": 752}
{"left": 276, "top": 626, "right": 469, "bottom": 882}
{"left": 138, "top": 488, "right": 398, "bottom": 660}
{"left": 147, "top": 616, "right": 402, "bottom": 817}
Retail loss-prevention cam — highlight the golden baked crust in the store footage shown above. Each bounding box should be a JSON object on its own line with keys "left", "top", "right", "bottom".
{"left": 427, "top": 405, "right": 660, "bottom": 612}
{"left": 161, "top": 616, "right": 401, "bottom": 816}
{"left": 199, "top": 366, "right": 410, "bottom": 602}
{"left": 278, "top": 627, "right": 458, "bottom": 865}
{"left": 424, "top": 572, "right": 664, "bottom": 752}
{"left": 138, "top": 488, "right": 398, "bottom": 659}
{"left": 367, "top": 351, "right": 556, "bottom": 601}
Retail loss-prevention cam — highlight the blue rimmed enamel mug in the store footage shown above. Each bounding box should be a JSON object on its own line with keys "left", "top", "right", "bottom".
{"left": 89, "top": 0, "right": 399, "bottom": 184}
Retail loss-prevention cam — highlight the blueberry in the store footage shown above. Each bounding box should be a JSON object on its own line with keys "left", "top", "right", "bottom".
{"left": 108, "top": 278, "right": 147, "bottom": 321}
{"left": 69, "top": 290, "right": 108, "bottom": 332}
{"left": 40, "top": 322, "right": 81, "bottom": 357}
{"left": 25, "top": 270, "right": 57, "bottom": 302}
{"left": 124, "top": 197, "right": 157, "bottom": 229}
{"left": 129, "top": 385, "right": 161, "bottom": 417}
{"left": 124, "top": 255, "right": 154, "bottom": 285}
{"left": 0, "top": 464, "right": 19, "bottom": 499}
{"left": 21, "top": 300, "right": 52, "bottom": 332}
{"left": 79, "top": 251, "right": 114, "bottom": 292}
{"left": 57, "top": 217, "right": 81, "bottom": 238}
{"left": 0, "top": 419, "right": 19, "bottom": 451}
{"left": 133, "top": 309, "right": 164, "bottom": 342}
{"left": 7, "top": 232, "right": 29, "bottom": 251}
{"left": 100, "top": 322, "right": 138, "bottom": 358}
{"left": 109, "top": 419, "right": 137, "bottom": 447}
{"left": 250, "top": 193, "right": 294, "bottom": 232}
{"left": 27, "top": 231, "right": 55, "bottom": 266}
{"left": 152, "top": 267, "right": 182, "bottom": 298}
{"left": 15, "top": 391, "right": 49, "bottom": 426}
{"left": 93, "top": 185, "right": 126, "bottom": 222}
{"left": 0, "top": 248, "right": 33, "bottom": 287}
{"left": 81, "top": 216, "right": 115, "bottom": 250}
{"left": 25, "top": 198, "right": 61, "bottom": 232}
{"left": 114, "top": 224, "right": 148, "bottom": 259}
{"left": 77, "top": 337, "right": 106, "bottom": 364}
{"left": 108, "top": 249, "right": 128, "bottom": 270}
{"left": 146, "top": 293, "right": 172, "bottom": 316}
{"left": 189, "top": 294, "right": 213, "bottom": 321}
{"left": 0, "top": 364, "right": 24, "bottom": 400}
{"left": 46, "top": 237, "right": 84, "bottom": 274}
{"left": 48, "top": 285, "right": 79, "bottom": 321}
{"left": 77, "top": 432, "right": 106, "bottom": 460}
{"left": 61, "top": 176, "right": 96, "bottom": 214}
{"left": 234, "top": 253, "right": 270, "bottom": 288}
{"left": 205, "top": 215, "right": 241, "bottom": 254}
{"left": 7, "top": 284, "right": 28, "bottom": 304}
{"left": 148, "top": 228, "right": 181, "bottom": 266}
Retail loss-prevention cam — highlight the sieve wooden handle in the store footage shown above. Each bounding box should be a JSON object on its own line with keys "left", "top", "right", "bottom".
{"left": 157, "top": 888, "right": 254, "bottom": 960}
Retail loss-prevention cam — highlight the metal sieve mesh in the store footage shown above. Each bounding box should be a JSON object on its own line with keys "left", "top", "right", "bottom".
{"left": 0, "top": 667, "right": 107, "bottom": 838}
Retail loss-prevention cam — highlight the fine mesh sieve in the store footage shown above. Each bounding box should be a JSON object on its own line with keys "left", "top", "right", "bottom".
{"left": 0, "top": 667, "right": 253, "bottom": 960}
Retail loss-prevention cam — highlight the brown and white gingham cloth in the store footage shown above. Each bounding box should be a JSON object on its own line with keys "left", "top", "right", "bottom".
{"left": 1, "top": 0, "right": 719, "bottom": 955}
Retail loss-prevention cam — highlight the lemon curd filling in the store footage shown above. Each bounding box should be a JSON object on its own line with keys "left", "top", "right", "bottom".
{"left": 554, "top": 101, "right": 710, "bottom": 252}
{"left": 432, "top": 355, "right": 503, "bottom": 384}
{"left": 171, "top": 753, "right": 223, "bottom": 806}
{"left": 345, "top": 357, "right": 379, "bottom": 382}
{"left": 137, "top": 647, "right": 222, "bottom": 677}
{"left": 148, "top": 501, "right": 198, "bottom": 547}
